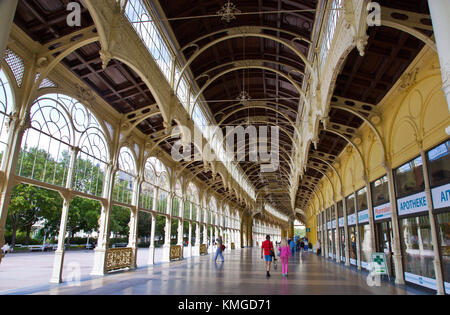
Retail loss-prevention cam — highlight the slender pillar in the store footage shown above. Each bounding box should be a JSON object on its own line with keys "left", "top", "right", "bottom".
{"left": 0, "top": 0, "right": 18, "bottom": 69}
{"left": 384, "top": 164, "right": 405, "bottom": 284}
{"left": 364, "top": 176, "right": 377, "bottom": 254}
{"left": 127, "top": 177, "right": 142, "bottom": 270}
{"left": 147, "top": 187, "right": 158, "bottom": 265}
{"left": 421, "top": 149, "right": 445, "bottom": 295}
{"left": 334, "top": 203, "right": 340, "bottom": 262}
{"left": 0, "top": 112, "right": 28, "bottom": 265}
{"left": 342, "top": 197, "right": 350, "bottom": 266}
{"left": 162, "top": 215, "right": 171, "bottom": 262}
{"left": 187, "top": 221, "right": 192, "bottom": 258}
{"left": 428, "top": 0, "right": 450, "bottom": 133}
{"left": 50, "top": 147, "right": 78, "bottom": 283}
{"left": 354, "top": 192, "right": 362, "bottom": 271}
{"left": 148, "top": 213, "right": 156, "bottom": 265}
{"left": 177, "top": 218, "right": 183, "bottom": 259}
{"left": 127, "top": 207, "right": 138, "bottom": 270}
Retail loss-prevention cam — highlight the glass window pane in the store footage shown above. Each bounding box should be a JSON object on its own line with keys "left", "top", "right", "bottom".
{"left": 427, "top": 140, "right": 450, "bottom": 188}
{"left": 400, "top": 216, "right": 436, "bottom": 280}
{"left": 395, "top": 156, "right": 425, "bottom": 198}
{"left": 371, "top": 175, "right": 390, "bottom": 207}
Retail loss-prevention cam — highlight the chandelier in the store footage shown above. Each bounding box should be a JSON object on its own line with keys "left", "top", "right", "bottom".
{"left": 237, "top": 90, "right": 251, "bottom": 106}
{"left": 217, "top": 0, "right": 241, "bottom": 23}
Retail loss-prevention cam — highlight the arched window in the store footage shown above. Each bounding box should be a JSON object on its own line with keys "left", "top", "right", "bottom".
{"left": 172, "top": 179, "right": 182, "bottom": 217}
{"left": 140, "top": 158, "right": 157, "bottom": 210}
{"left": 0, "top": 69, "right": 14, "bottom": 164}
{"left": 113, "top": 147, "right": 136, "bottom": 205}
{"left": 17, "top": 94, "right": 108, "bottom": 193}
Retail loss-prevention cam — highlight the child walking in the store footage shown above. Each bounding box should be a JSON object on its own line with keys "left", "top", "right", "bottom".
{"left": 278, "top": 238, "right": 292, "bottom": 277}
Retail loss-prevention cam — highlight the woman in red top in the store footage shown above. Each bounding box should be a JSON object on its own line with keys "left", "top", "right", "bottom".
{"left": 261, "top": 235, "right": 275, "bottom": 277}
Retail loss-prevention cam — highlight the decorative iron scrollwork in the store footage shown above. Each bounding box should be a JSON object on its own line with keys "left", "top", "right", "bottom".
{"left": 170, "top": 245, "right": 182, "bottom": 261}
{"left": 200, "top": 244, "right": 207, "bottom": 255}
{"left": 105, "top": 247, "right": 133, "bottom": 272}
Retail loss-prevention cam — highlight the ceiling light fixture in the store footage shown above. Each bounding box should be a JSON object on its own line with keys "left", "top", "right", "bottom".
{"left": 217, "top": 0, "right": 241, "bottom": 23}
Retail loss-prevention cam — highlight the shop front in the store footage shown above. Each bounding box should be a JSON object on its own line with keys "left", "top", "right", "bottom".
{"left": 371, "top": 175, "right": 395, "bottom": 277}
{"left": 346, "top": 194, "right": 358, "bottom": 266}
{"left": 395, "top": 155, "right": 437, "bottom": 291}
{"left": 337, "top": 200, "right": 345, "bottom": 263}
{"left": 357, "top": 187, "right": 370, "bottom": 270}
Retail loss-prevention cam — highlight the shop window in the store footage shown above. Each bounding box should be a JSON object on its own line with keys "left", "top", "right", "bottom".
{"left": 337, "top": 201, "right": 343, "bottom": 217}
{"left": 359, "top": 224, "right": 372, "bottom": 270}
{"left": 436, "top": 212, "right": 450, "bottom": 293}
{"left": 400, "top": 215, "right": 436, "bottom": 290}
{"left": 395, "top": 156, "right": 425, "bottom": 199}
{"left": 357, "top": 187, "right": 368, "bottom": 211}
{"left": 427, "top": 140, "right": 450, "bottom": 188}
{"left": 371, "top": 175, "right": 390, "bottom": 207}
{"left": 346, "top": 194, "right": 355, "bottom": 214}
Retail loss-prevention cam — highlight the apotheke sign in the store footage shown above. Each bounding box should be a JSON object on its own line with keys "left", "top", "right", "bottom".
{"left": 431, "top": 183, "right": 450, "bottom": 210}
{"left": 397, "top": 191, "right": 428, "bottom": 216}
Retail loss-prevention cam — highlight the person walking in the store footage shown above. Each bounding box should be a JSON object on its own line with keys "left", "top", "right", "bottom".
{"left": 261, "top": 235, "right": 275, "bottom": 277}
{"left": 290, "top": 237, "right": 296, "bottom": 256}
{"left": 214, "top": 235, "right": 225, "bottom": 262}
{"left": 278, "top": 239, "right": 292, "bottom": 277}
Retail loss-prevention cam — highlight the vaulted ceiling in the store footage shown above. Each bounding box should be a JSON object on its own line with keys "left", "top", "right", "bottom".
{"left": 12, "top": 0, "right": 435, "bottom": 223}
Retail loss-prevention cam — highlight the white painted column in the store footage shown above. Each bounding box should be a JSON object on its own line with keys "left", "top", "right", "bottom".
{"left": 364, "top": 177, "right": 377, "bottom": 255}
{"left": 428, "top": 0, "right": 450, "bottom": 134}
{"left": 342, "top": 198, "right": 350, "bottom": 266}
{"left": 148, "top": 213, "right": 156, "bottom": 265}
{"left": 354, "top": 192, "right": 362, "bottom": 271}
{"left": 0, "top": 112, "right": 28, "bottom": 265}
{"left": 334, "top": 203, "right": 340, "bottom": 262}
{"left": 91, "top": 163, "right": 116, "bottom": 276}
{"left": 187, "top": 222, "right": 192, "bottom": 258}
{"left": 50, "top": 147, "right": 78, "bottom": 283}
{"left": 384, "top": 165, "right": 405, "bottom": 284}
{"left": 0, "top": 0, "right": 18, "bottom": 68}
{"left": 162, "top": 215, "right": 171, "bottom": 262}
{"left": 421, "top": 149, "right": 445, "bottom": 295}
{"left": 147, "top": 187, "right": 158, "bottom": 265}
{"left": 127, "top": 177, "right": 142, "bottom": 270}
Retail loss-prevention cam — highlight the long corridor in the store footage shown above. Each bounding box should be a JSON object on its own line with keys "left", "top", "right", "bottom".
{"left": 11, "top": 249, "right": 428, "bottom": 295}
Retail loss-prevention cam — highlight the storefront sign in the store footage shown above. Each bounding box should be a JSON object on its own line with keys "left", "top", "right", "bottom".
{"left": 370, "top": 253, "right": 388, "bottom": 275}
{"left": 358, "top": 209, "right": 369, "bottom": 224}
{"left": 374, "top": 202, "right": 391, "bottom": 221}
{"left": 404, "top": 272, "right": 437, "bottom": 291}
{"left": 347, "top": 213, "right": 357, "bottom": 225}
{"left": 338, "top": 217, "right": 344, "bottom": 227}
{"left": 431, "top": 183, "right": 450, "bottom": 210}
{"left": 332, "top": 220, "right": 336, "bottom": 229}
{"left": 397, "top": 191, "right": 428, "bottom": 216}
{"left": 327, "top": 222, "right": 331, "bottom": 230}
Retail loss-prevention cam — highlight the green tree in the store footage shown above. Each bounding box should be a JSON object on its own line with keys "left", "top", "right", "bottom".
{"left": 7, "top": 184, "right": 61, "bottom": 246}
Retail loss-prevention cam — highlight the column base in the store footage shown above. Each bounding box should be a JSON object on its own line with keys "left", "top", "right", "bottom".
{"left": 393, "top": 253, "right": 405, "bottom": 285}
{"left": 49, "top": 250, "right": 65, "bottom": 284}
{"left": 91, "top": 248, "right": 107, "bottom": 276}
{"left": 186, "top": 245, "right": 192, "bottom": 258}
{"left": 161, "top": 244, "right": 171, "bottom": 263}
{"left": 147, "top": 246, "right": 155, "bottom": 265}
{"left": 192, "top": 245, "right": 200, "bottom": 256}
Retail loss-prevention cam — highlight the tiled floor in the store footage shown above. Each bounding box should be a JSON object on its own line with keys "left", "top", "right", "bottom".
{"left": 3, "top": 248, "right": 430, "bottom": 295}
